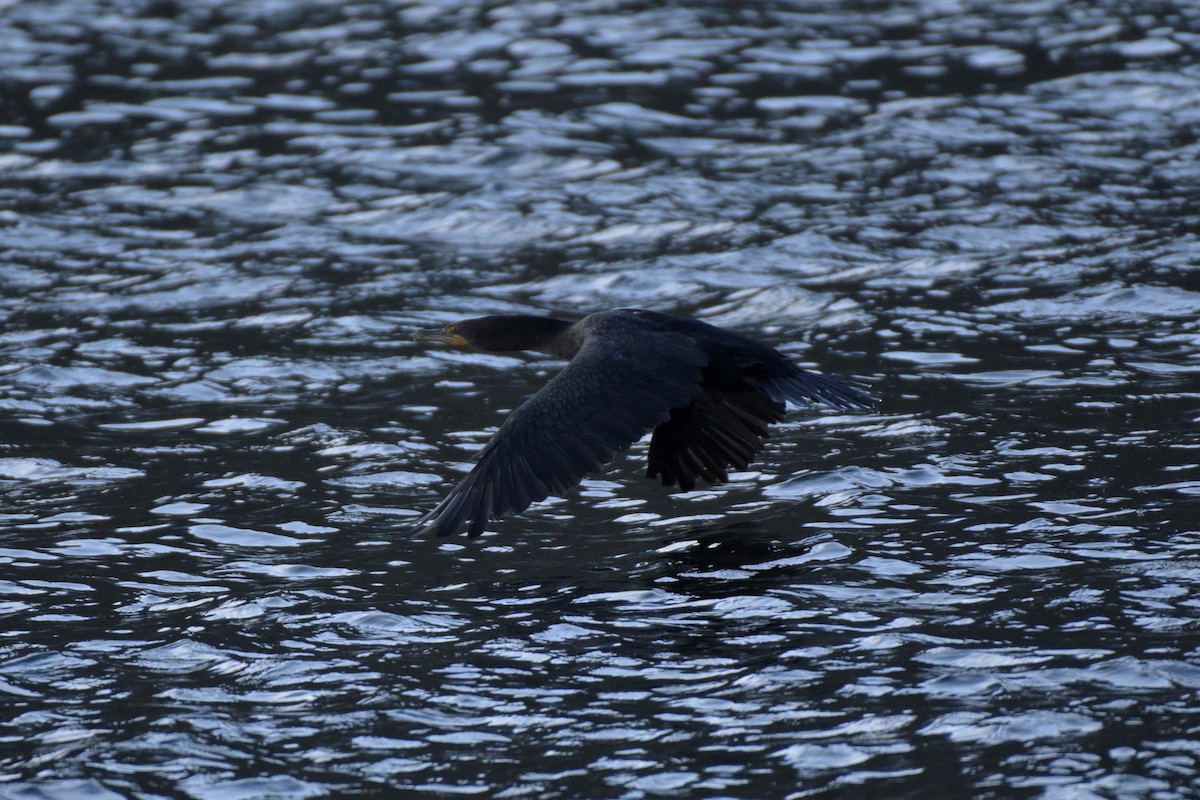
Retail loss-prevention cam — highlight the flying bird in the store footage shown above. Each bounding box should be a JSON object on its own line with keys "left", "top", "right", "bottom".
{"left": 412, "top": 309, "right": 872, "bottom": 537}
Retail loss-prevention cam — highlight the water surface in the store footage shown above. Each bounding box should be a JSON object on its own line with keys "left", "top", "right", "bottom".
{"left": 2, "top": 0, "right": 1199, "bottom": 797}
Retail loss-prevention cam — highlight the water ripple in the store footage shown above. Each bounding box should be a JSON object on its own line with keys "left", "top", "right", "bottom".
{"left": 2, "top": 0, "right": 1199, "bottom": 796}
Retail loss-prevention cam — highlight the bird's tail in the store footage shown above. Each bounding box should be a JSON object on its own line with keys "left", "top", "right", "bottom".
{"left": 763, "top": 369, "right": 875, "bottom": 411}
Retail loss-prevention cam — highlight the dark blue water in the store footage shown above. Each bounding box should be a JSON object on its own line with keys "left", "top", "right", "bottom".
{"left": 2, "top": 0, "right": 1200, "bottom": 797}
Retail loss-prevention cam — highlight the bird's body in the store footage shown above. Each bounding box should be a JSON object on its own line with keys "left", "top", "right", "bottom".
{"left": 413, "top": 309, "right": 872, "bottom": 537}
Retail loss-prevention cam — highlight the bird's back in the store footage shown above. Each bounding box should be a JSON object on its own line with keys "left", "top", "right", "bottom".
{"left": 601, "top": 309, "right": 788, "bottom": 378}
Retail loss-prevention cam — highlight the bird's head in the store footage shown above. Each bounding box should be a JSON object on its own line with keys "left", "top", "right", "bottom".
{"left": 413, "top": 322, "right": 470, "bottom": 348}
{"left": 414, "top": 315, "right": 574, "bottom": 354}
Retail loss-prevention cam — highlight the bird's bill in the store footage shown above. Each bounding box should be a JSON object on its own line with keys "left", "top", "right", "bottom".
{"left": 414, "top": 326, "right": 468, "bottom": 346}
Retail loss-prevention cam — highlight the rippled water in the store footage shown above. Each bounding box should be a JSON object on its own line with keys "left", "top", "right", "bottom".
{"left": 3, "top": 0, "right": 1200, "bottom": 797}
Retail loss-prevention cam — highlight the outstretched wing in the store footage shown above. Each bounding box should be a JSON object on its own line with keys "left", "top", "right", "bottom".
{"left": 647, "top": 387, "right": 786, "bottom": 492}
{"left": 415, "top": 330, "right": 707, "bottom": 537}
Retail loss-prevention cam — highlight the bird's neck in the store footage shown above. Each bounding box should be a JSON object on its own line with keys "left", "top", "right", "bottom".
{"left": 526, "top": 317, "right": 579, "bottom": 359}
{"left": 474, "top": 316, "right": 578, "bottom": 358}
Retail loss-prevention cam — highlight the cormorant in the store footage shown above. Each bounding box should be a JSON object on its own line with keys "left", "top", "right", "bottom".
{"left": 413, "top": 309, "right": 872, "bottom": 537}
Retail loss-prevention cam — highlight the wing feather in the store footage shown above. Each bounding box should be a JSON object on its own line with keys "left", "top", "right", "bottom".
{"left": 648, "top": 388, "right": 786, "bottom": 492}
